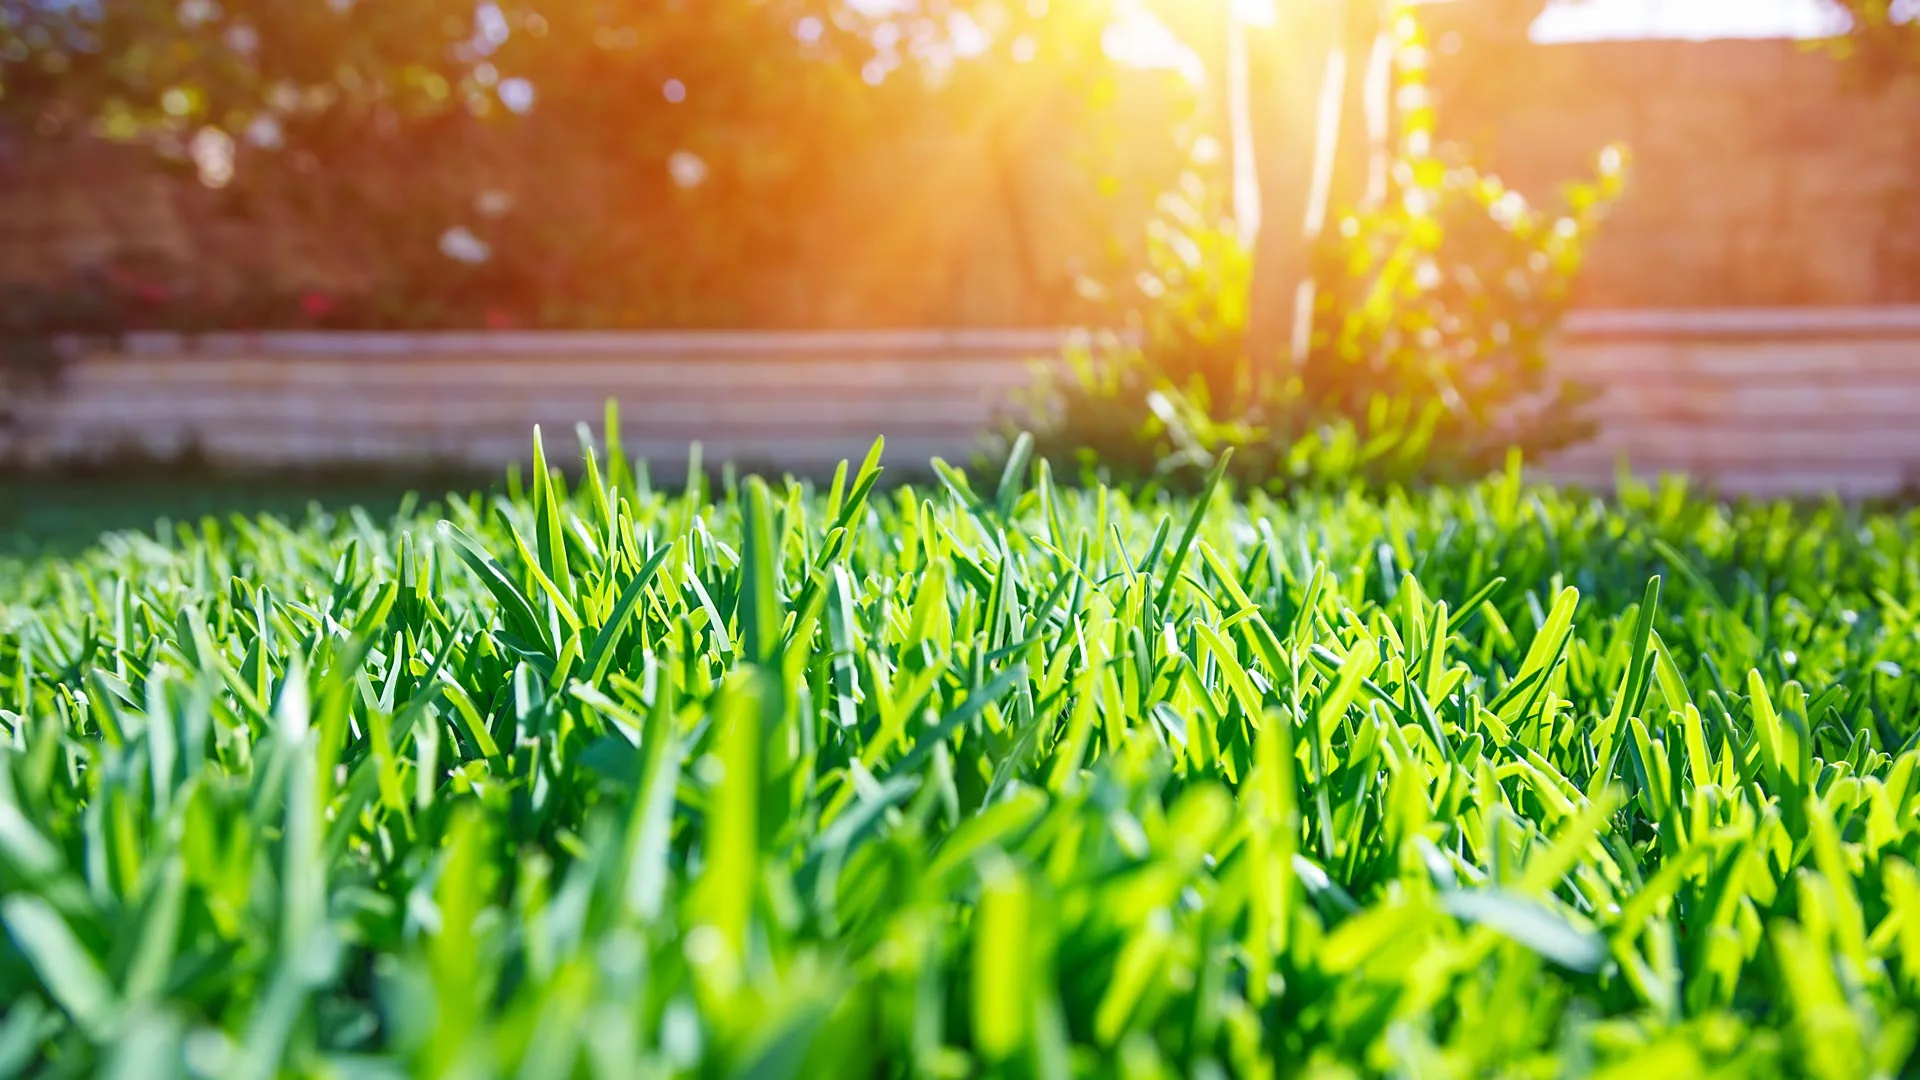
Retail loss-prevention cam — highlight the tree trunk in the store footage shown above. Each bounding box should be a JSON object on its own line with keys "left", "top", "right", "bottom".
{"left": 1341, "top": 7, "right": 1396, "bottom": 213}
{"left": 1240, "top": 1, "right": 1388, "bottom": 381}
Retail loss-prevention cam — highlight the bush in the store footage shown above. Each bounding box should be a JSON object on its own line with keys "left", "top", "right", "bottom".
{"left": 1026, "top": 15, "right": 1626, "bottom": 491}
{"left": 4, "top": 421, "right": 1920, "bottom": 1075}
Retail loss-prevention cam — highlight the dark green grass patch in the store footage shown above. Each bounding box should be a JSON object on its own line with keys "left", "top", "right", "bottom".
{"left": 3, "top": 426, "right": 1920, "bottom": 1078}
{"left": 0, "top": 464, "right": 495, "bottom": 558}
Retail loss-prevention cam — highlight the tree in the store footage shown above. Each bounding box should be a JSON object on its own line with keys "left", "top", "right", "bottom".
{"left": 1152, "top": 0, "right": 1552, "bottom": 378}
{"left": 1021, "top": 0, "right": 1624, "bottom": 487}
{"left": 0, "top": 0, "right": 1159, "bottom": 329}
{"left": 1239, "top": 1, "right": 1378, "bottom": 376}
{"left": 0, "top": 0, "right": 480, "bottom": 141}
{"left": 1821, "top": 0, "right": 1920, "bottom": 82}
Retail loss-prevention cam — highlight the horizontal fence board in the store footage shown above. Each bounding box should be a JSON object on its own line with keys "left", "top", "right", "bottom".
{"left": 103, "top": 328, "right": 1082, "bottom": 358}
{"left": 1583, "top": 381, "right": 1920, "bottom": 422}
{"left": 1568, "top": 425, "right": 1920, "bottom": 460}
{"left": 35, "top": 394, "right": 1006, "bottom": 433}
{"left": 1565, "top": 352, "right": 1920, "bottom": 386}
{"left": 57, "top": 357, "right": 1044, "bottom": 393}
{"left": 1540, "top": 465, "right": 1910, "bottom": 500}
{"left": 1561, "top": 307, "right": 1920, "bottom": 340}
{"left": 1608, "top": 342, "right": 1920, "bottom": 378}
{"left": 17, "top": 426, "right": 990, "bottom": 461}
{"left": 18, "top": 427, "right": 973, "bottom": 473}
{"left": 10, "top": 310, "right": 1920, "bottom": 497}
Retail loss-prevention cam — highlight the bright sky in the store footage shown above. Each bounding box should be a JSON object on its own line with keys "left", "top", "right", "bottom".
{"left": 850, "top": 0, "right": 1890, "bottom": 81}
{"left": 1097, "top": 0, "right": 1868, "bottom": 84}
{"left": 1529, "top": 0, "right": 1851, "bottom": 42}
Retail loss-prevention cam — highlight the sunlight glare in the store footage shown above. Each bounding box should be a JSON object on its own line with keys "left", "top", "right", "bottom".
{"left": 1530, "top": 0, "right": 1849, "bottom": 42}
{"left": 1103, "top": 0, "right": 1206, "bottom": 85}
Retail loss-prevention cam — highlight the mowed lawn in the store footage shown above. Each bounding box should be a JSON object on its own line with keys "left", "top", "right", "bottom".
{"left": 3, "top": 428, "right": 1920, "bottom": 1077}
{"left": 2, "top": 471, "right": 494, "bottom": 559}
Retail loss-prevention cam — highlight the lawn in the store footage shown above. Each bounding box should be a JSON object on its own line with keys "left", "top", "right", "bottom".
{"left": 1, "top": 468, "right": 496, "bottom": 559}
{"left": 3, "top": 424, "right": 1919, "bottom": 1078}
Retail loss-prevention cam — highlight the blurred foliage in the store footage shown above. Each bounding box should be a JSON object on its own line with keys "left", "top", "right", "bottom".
{"left": 0, "top": 0, "right": 928, "bottom": 142}
{"left": 1025, "top": 11, "right": 1626, "bottom": 492}
{"left": 1820, "top": 0, "right": 1920, "bottom": 84}
{"left": 0, "top": 0, "right": 1168, "bottom": 332}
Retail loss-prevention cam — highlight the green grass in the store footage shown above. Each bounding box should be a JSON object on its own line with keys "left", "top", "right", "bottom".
{"left": 4, "top": 420, "right": 1920, "bottom": 1078}
{"left": 1, "top": 467, "right": 495, "bottom": 558}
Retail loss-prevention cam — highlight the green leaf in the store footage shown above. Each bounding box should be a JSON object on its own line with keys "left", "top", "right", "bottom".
{"left": 2, "top": 896, "right": 119, "bottom": 1038}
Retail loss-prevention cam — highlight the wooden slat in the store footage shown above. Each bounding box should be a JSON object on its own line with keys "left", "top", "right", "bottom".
{"left": 1563, "top": 307, "right": 1920, "bottom": 339}
{"left": 38, "top": 394, "right": 1004, "bottom": 432}
{"left": 14, "top": 424, "right": 976, "bottom": 471}
{"left": 10, "top": 316, "right": 1920, "bottom": 497}
{"left": 106, "top": 328, "right": 1084, "bottom": 358}
{"left": 1559, "top": 342, "right": 1920, "bottom": 382}
{"left": 1541, "top": 464, "right": 1909, "bottom": 501}
{"left": 60, "top": 356, "right": 1043, "bottom": 392}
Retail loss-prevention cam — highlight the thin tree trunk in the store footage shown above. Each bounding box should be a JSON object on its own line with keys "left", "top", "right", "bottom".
{"left": 1340, "top": 6, "right": 1394, "bottom": 212}
{"left": 1227, "top": 13, "right": 1261, "bottom": 245}
{"left": 1359, "top": 16, "right": 1395, "bottom": 210}
{"left": 1241, "top": 1, "right": 1388, "bottom": 382}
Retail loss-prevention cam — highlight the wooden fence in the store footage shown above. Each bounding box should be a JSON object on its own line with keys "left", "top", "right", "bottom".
{"left": 1548, "top": 308, "right": 1920, "bottom": 498}
{"left": 7, "top": 308, "right": 1920, "bottom": 497}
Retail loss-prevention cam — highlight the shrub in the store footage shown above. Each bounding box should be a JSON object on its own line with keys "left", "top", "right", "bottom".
{"left": 1026, "top": 14, "right": 1626, "bottom": 491}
